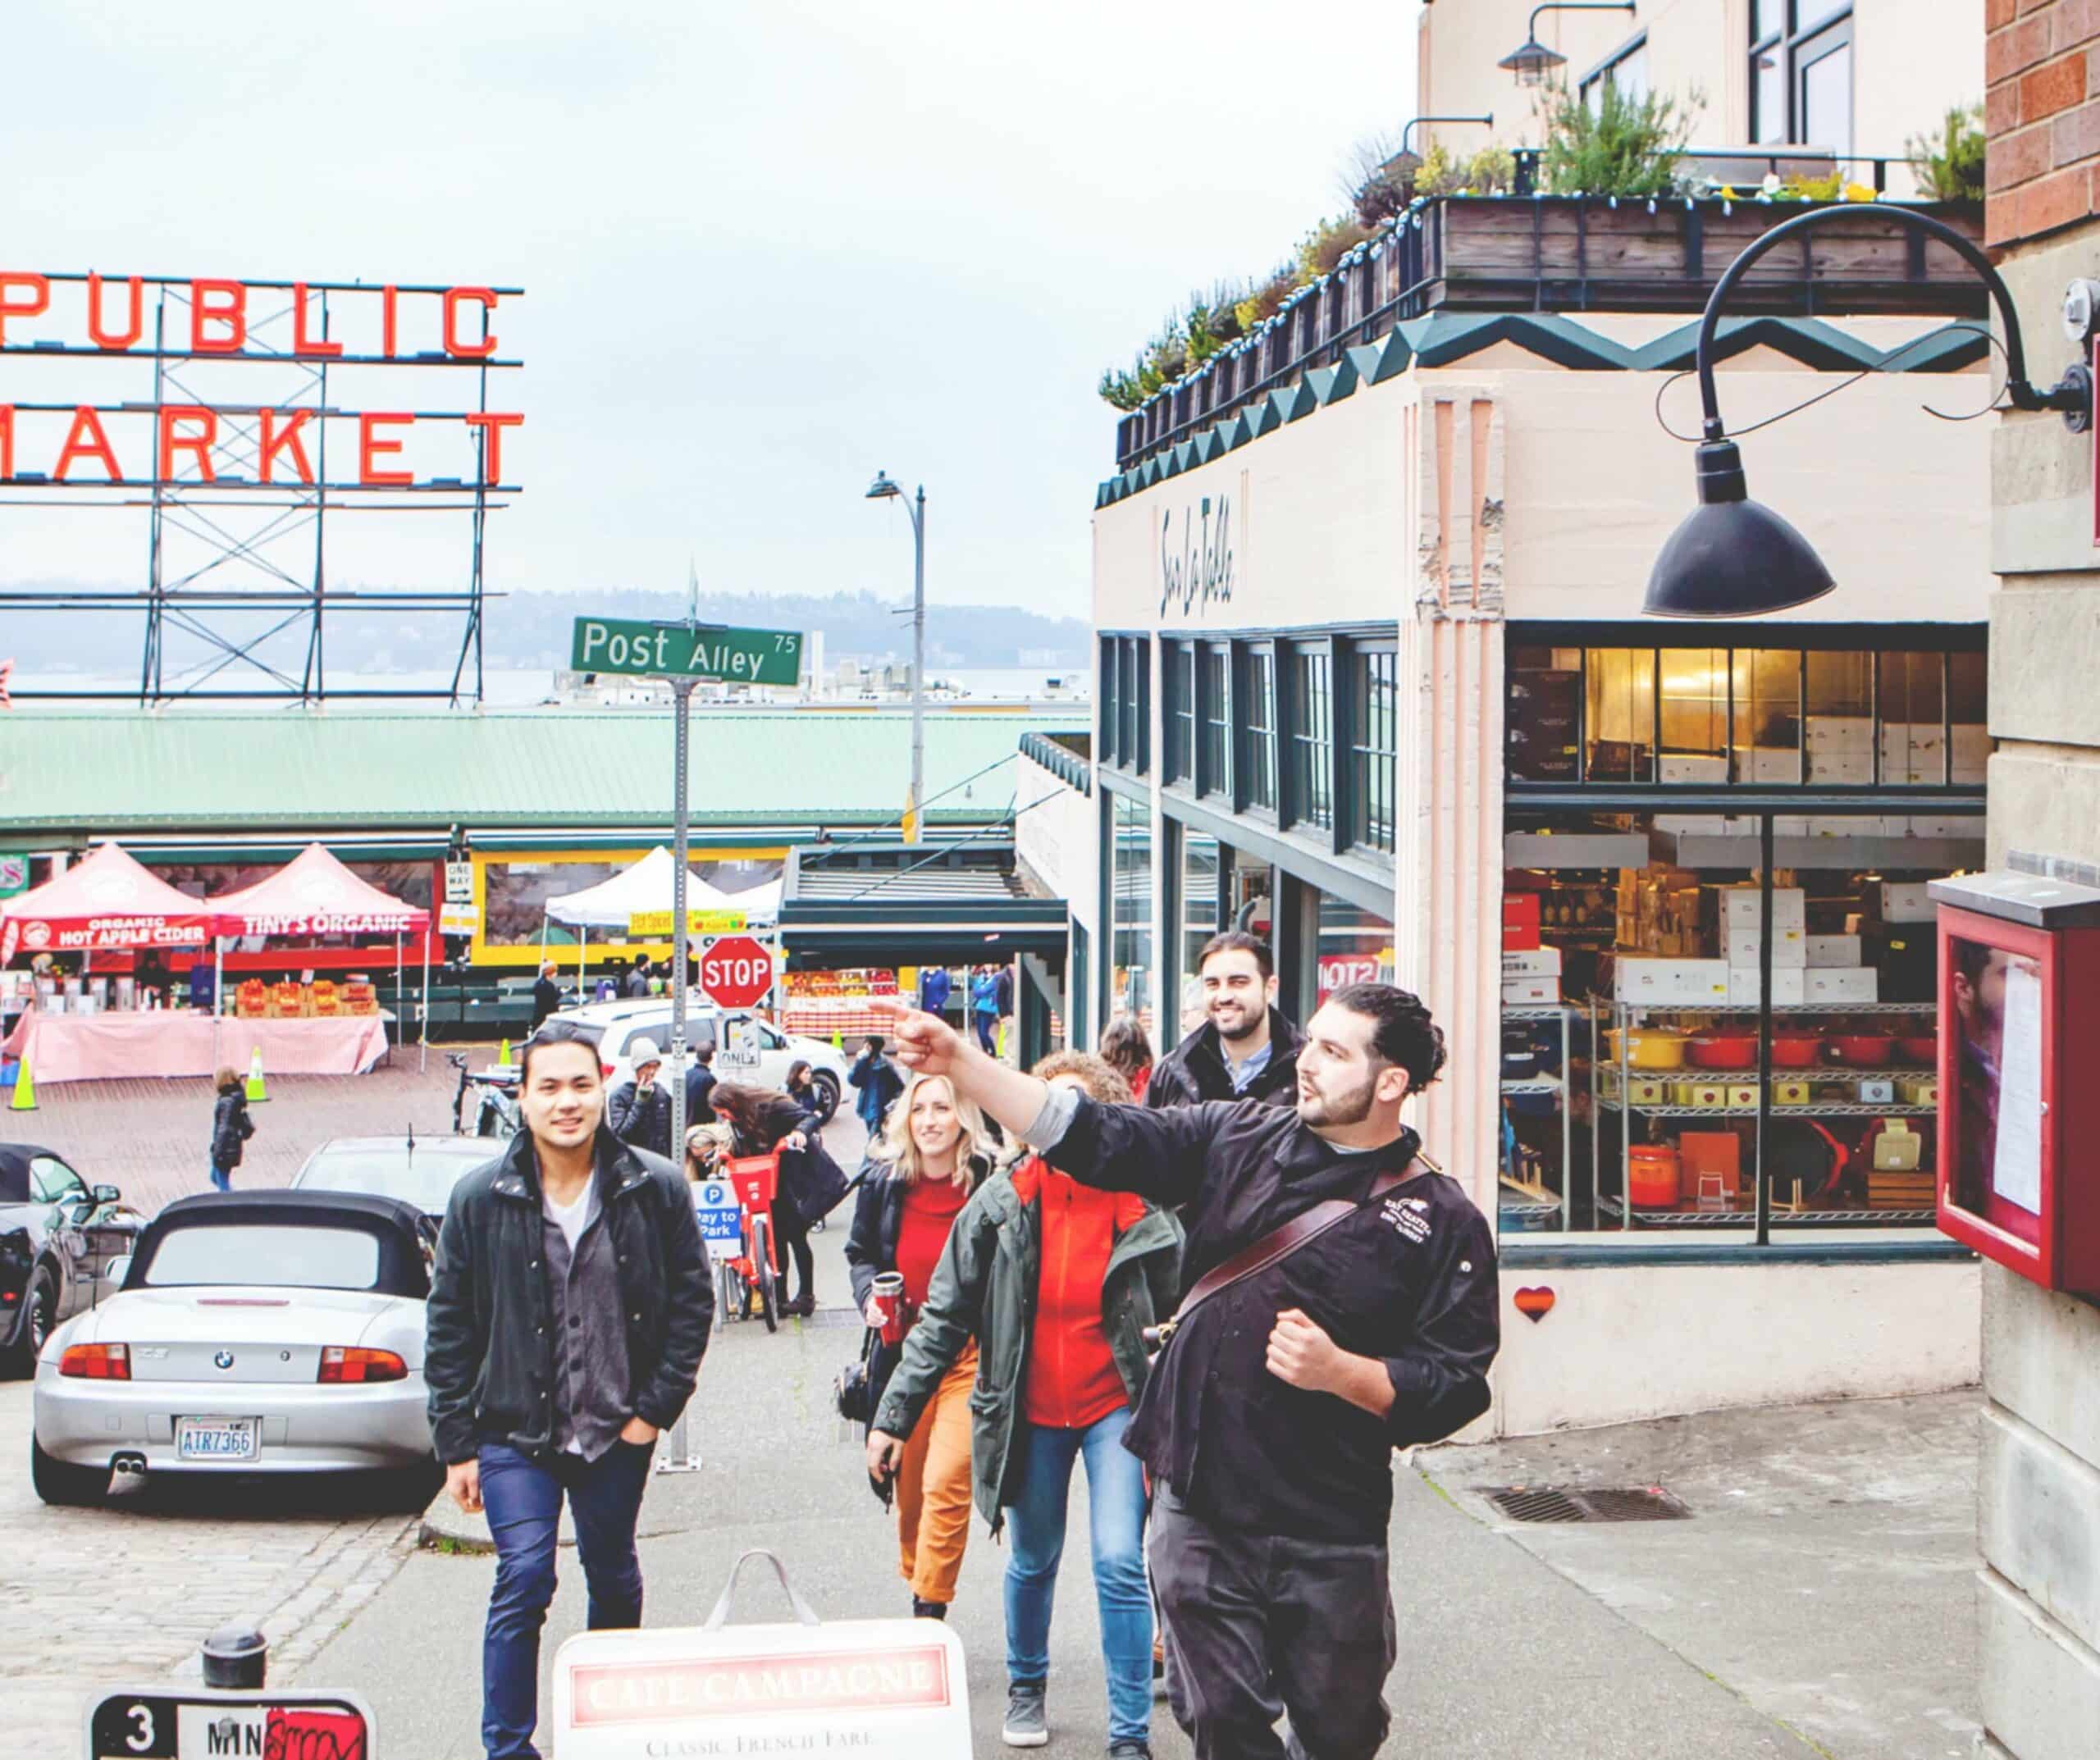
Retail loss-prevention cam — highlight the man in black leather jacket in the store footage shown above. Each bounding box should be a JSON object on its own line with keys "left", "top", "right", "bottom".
{"left": 426, "top": 1020, "right": 712, "bottom": 1760}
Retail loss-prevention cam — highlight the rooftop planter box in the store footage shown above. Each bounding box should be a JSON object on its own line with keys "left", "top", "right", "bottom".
{"left": 1110, "top": 194, "right": 1987, "bottom": 474}
{"left": 1412, "top": 194, "right": 1987, "bottom": 317}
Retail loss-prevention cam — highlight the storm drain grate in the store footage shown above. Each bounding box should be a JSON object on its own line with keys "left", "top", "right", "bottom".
{"left": 1483, "top": 1485, "right": 1692, "bottom": 1524}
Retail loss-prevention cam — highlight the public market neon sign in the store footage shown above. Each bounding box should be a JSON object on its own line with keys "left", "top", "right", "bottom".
{"left": 0, "top": 271, "right": 523, "bottom": 488}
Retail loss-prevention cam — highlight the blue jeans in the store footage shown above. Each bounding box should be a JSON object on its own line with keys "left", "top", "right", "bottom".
{"left": 1003, "top": 1407, "right": 1153, "bottom": 1744}
{"left": 478, "top": 1439, "right": 653, "bottom": 1759}
{"left": 974, "top": 1012, "right": 998, "bottom": 1052}
{"left": 208, "top": 1162, "right": 231, "bottom": 1192}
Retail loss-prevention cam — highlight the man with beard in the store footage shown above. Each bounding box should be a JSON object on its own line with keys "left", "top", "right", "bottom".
{"left": 1144, "top": 932, "right": 1303, "bottom": 1110}
{"left": 876, "top": 983, "right": 1498, "bottom": 1760}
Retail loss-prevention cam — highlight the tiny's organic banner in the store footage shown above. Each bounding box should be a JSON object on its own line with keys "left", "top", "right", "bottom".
{"left": 572, "top": 617, "right": 802, "bottom": 686}
{"left": 627, "top": 910, "right": 747, "bottom": 938}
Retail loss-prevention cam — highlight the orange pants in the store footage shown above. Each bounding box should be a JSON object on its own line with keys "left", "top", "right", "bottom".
{"left": 895, "top": 1341, "right": 977, "bottom": 1606}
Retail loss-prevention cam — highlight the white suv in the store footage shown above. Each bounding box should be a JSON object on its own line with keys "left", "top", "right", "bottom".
{"left": 550, "top": 995, "right": 849, "bottom": 1124}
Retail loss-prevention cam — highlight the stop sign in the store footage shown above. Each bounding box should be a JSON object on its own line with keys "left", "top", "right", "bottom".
{"left": 697, "top": 935, "right": 774, "bottom": 1009}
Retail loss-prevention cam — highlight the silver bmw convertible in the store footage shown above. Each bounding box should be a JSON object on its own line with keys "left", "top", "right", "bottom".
{"left": 31, "top": 1188, "right": 437, "bottom": 1506}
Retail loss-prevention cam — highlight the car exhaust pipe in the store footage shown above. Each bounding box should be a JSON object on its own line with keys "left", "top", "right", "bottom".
{"left": 110, "top": 1452, "right": 148, "bottom": 1480}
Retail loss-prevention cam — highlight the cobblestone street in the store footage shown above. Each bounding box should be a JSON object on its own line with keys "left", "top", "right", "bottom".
{"left": 13, "top": 1040, "right": 495, "bottom": 1217}
{"left": 0, "top": 1379, "right": 421, "bottom": 1753}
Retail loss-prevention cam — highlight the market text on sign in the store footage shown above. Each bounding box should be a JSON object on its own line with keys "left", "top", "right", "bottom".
{"left": 0, "top": 272, "right": 522, "bottom": 490}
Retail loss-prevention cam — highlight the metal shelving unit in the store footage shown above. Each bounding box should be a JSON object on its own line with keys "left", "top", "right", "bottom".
{"left": 1500, "top": 1005, "right": 1577, "bottom": 1230}
{"left": 1598, "top": 1194, "right": 1937, "bottom": 1229}
{"left": 1600, "top": 1097, "right": 1938, "bottom": 1119}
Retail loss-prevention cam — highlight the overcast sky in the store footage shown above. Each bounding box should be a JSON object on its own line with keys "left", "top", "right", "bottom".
{"left": 6, "top": 1, "right": 1422, "bottom": 622}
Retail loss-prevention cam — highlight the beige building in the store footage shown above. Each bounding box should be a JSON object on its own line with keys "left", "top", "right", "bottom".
{"left": 1019, "top": 0, "right": 2006, "bottom": 1435}
{"left": 1418, "top": 0, "right": 1983, "bottom": 199}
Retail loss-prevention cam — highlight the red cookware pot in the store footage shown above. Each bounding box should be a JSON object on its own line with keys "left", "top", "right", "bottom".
{"left": 1827, "top": 1034, "right": 1895, "bottom": 1068}
{"left": 1628, "top": 1145, "right": 1681, "bottom": 1209}
{"left": 1688, "top": 1032, "right": 1759, "bottom": 1070}
{"left": 1770, "top": 1033, "right": 1825, "bottom": 1069}
{"left": 1897, "top": 1034, "right": 1938, "bottom": 1065}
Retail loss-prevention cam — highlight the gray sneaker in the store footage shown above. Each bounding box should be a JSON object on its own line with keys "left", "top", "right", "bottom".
{"left": 1107, "top": 1744, "right": 1153, "bottom": 1760}
{"left": 1002, "top": 1684, "right": 1048, "bottom": 1749}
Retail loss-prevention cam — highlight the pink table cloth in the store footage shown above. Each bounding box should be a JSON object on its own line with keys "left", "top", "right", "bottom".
{"left": 2, "top": 1010, "right": 390, "bottom": 1084}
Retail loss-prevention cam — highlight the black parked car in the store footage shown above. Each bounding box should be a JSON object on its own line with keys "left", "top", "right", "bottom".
{"left": 1, "top": 1142, "right": 141, "bottom": 1375}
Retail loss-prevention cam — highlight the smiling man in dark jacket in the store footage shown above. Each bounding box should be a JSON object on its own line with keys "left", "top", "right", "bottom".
{"left": 425, "top": 1019, "right": 713, "bottom": 1760}
{"left": 1144, "top": 932, "right": 1304, "bottom": 1110}
{"left": 879, "top": 983, "right": 1498, "bottom": 1760}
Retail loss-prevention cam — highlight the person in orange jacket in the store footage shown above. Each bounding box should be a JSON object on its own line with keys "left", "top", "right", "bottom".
{"left": 867, "top": 1052, "right": 1183, "bottom": 1758}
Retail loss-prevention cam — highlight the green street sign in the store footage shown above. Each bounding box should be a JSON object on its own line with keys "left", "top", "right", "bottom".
{"left": 570, "top": 617, "right": 803, "bottom": 686}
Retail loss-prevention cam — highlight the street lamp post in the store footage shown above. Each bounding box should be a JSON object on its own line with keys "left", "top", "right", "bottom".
{"left": 865, "top": 471, "right": 927, "bottom": 843}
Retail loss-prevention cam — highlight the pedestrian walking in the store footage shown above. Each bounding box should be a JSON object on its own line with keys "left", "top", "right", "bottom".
{"left": 1144, "top": 932, "right": 1303, "bottom": 1110}
{"left": 424, "top": 1019, "right": 713, "bottom": 1760}
{"left": 623, "top": 955, "right": 651, "bottom": 1000}
{"left": 877, "top": 983, "right": 1500, "bottom": 1760}
{"left": 920, "top": 963, "right": 953, "bottom": 1019}
{"left": 530, "top": 960, "right": 564, "bottom": 1032}
{"left": 684, "top": 1042, "right": 719, "bottom": 1127}
{"left": 709, "top": 1080, "right": 845, "bottom": 1316}
{"left": 970, "top": 967, "right": 1001, "bottom": 1055}
{"left": 848, "top": 1034, "right": 906, "bottom": 1138}
{"left": 868, "top": 1052, "right": 1181, "bottom": 1758}
{"left": 845, "top": 1070, "right": 993, "bottom": 1620}
{"left": 994, "top": 962, "right": 1015, "bottom": 1046}
{"left": 607, "top": 1038, "right": 673, "bottom": 1159}
{"left": 1098, "top": 1016, "right": 1154, "bottom": 1105}
{"left": 208, "top": 1065, "right": 253, "bottom": 1192}
{"left": 782, "top": 1057, "right": 823, "bottom": 1124}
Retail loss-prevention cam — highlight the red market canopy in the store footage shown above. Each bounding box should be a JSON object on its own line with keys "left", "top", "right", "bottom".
{"left": 208, "top": 842, "right": 431, "bottom": 938}
{"left": 0, "top": 842, "right": 213, "bottom": 960}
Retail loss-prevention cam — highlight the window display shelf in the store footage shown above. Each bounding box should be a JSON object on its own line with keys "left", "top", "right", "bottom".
{"left": 1598, "top": 997, "right": 1937, "bottom": 1018}
{"left": 1501, "top": 1077, "right": 1565, "bottom": 1096}
{"left": 1500, "top": 1198, "right": 1564, "bottom": 1226}
{"left": 1599, "top": 1097, "right": 1938, "bottom": 1119}
{"left": 1597, "top": 1195, "right": 1939, "bottom": 1229}
{"left": 1503, "top": 1005, "right": 1573, "bottom": 1023}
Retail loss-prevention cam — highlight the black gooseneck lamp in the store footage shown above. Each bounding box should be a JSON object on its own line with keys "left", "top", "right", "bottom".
{"left": 1646, "top": 203, "right": 2095, "bottom": 618}
{"left": 1499, "top": 2, "right": 1637, "bottom": 86}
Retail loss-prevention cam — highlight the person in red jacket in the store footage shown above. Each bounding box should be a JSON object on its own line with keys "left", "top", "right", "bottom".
{"left": 869, "top": 1053, "right": 1183, "bottom": 1758}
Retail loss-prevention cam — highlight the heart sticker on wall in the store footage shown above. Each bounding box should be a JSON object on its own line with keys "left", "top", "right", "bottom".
{"left": 1513, "top": 1286, "right": 1556, "bottom": 1323}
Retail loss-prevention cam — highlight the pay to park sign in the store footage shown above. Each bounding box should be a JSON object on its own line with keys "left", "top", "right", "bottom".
{"left": 572, "top": 617, "right": 802, "bottom": 687}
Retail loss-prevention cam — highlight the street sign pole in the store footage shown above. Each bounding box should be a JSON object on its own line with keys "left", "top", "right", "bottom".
{"left": 660, "top": 675, "right": 701, "bottom": 1477}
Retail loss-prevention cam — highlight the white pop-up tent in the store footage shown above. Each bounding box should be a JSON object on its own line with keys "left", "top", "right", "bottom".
{"left": 542, "top": 846, "right": 782, "bottom": 992}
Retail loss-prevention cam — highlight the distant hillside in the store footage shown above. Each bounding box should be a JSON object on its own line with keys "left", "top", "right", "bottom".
{"left": 0, "top": 585, "right": 1091, "bottom": 674}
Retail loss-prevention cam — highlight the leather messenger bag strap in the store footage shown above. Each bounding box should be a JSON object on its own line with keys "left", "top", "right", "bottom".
{"left": 1165, "top": 1153, "right": 1435, "bottom": 1332}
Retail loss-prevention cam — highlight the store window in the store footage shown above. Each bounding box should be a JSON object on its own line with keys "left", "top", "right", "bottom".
{"left": 1509, "top": 636, "right": 1986, "bottom": 789}
{"left": 1499, "top": 806, "right": 1982, "bottom": 1238}
{"left": 1177, "top": 825, "right": 1221, "bottom": 1039}
{"left": 1240, "top": 645, "right": 1279, "bottom": 814}
{"left": 1751, "top": 2, "right": 1853, "bottom": 153}
{"left": 1098, "top": 637, "right": 1121, "bottom": 768}
{"left": 1316, "top": 896, "right": 1396, "bottom": 1006}
{"left": 1286, "top": 642, "right": 1334, "bottom": 833}
{"left": 1199, "top": 643, "right": 1233, "bottom": 800}
{"left": 1071, "top": 920, "right": 1091, "bottom": 1049}
{"left": 1111, "top": 791, "right": 1154, "bottom": 1037}
{"left": 1165, "top": 641, "right": 1195, "bottom": 787}
{"left": 1349, "top": 643, "right": 1399, "bottom": 853}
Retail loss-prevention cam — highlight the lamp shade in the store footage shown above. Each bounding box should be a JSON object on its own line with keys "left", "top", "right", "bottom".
{"left": 1643, "top": 440, "right": 1838, "bottom": 618}
{"left": 1498, "top": 38, "right": 1564, "bottom": 84}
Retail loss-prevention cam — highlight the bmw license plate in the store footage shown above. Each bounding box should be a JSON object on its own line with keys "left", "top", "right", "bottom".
{"left": 176, "top": 1417, "right": 258, "bottom": 1462}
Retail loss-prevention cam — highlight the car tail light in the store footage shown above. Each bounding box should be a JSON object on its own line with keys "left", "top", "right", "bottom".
{"left": 318, "top": 1347, "right": 408, "bottom": 1384}
{"left": 59, "top": 1343, "right": 130, "bottom": 1380}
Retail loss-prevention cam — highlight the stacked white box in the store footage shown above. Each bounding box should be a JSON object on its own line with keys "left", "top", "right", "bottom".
{"left": 1613, "top": 958, "right": 1732, "bottom": 1005}
{"left": 1806, "top": 966, "right": 1879, "bottom": 1003}
{"left": 1720, "top": 924, "right": 1808, "bottom": 967}
{"left": 1719, "top": 887, "right": 1806, "bottom": 932}
{"left": 1659, "top": 755, "right": 1728, "bottom": 784}
{"left": 1806, "top": 934, "right": 1861, "bottom": 967}
{"left": 1728, "top": 967, "right": 1807, "bottom": 1005}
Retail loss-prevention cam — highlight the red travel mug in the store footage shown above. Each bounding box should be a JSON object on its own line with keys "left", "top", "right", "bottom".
{"left": 871, "top": 1272, "right": 907, "bottom": 1346}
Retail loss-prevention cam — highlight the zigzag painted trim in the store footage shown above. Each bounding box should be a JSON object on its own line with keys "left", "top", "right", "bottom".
{"left": 1094, "top": 314, "right": 1990, "bottom": 508}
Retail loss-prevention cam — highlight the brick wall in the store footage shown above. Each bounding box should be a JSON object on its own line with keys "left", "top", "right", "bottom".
{"left": 1988, "top": 0, "right": 2100, "bottom": 244}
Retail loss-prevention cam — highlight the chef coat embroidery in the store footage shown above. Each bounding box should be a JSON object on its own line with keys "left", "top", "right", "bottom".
{"left": 1383, "top": 1195, "right": 1432, "bottom": 1243}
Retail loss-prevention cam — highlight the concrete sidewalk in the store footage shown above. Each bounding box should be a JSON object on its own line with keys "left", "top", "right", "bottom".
{"left": 310, "top": 1335, "right": 1984, "bottom": 1758}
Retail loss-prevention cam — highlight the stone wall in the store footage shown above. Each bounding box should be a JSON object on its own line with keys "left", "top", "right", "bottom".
{"left": 1982, "top": 25, "right": 2100, "bottom": 1742}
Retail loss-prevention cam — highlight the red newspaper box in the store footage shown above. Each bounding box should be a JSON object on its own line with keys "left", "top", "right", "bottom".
{"left": 1930, "top": 872, "right": 2100, "bottom": 1300}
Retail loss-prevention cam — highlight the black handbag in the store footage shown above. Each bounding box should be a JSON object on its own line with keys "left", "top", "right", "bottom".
{"left": 833, "top": 1327, "right": 879, "bottom": 1425}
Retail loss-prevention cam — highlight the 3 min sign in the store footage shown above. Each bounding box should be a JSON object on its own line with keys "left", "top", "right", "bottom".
{"left": 571, "top": 617, "right": 801, "bottom": 686}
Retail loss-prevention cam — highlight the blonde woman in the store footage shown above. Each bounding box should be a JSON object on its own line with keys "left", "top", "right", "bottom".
{"left": 843, "top": 1070, "right": 993, "bottom": 1621}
